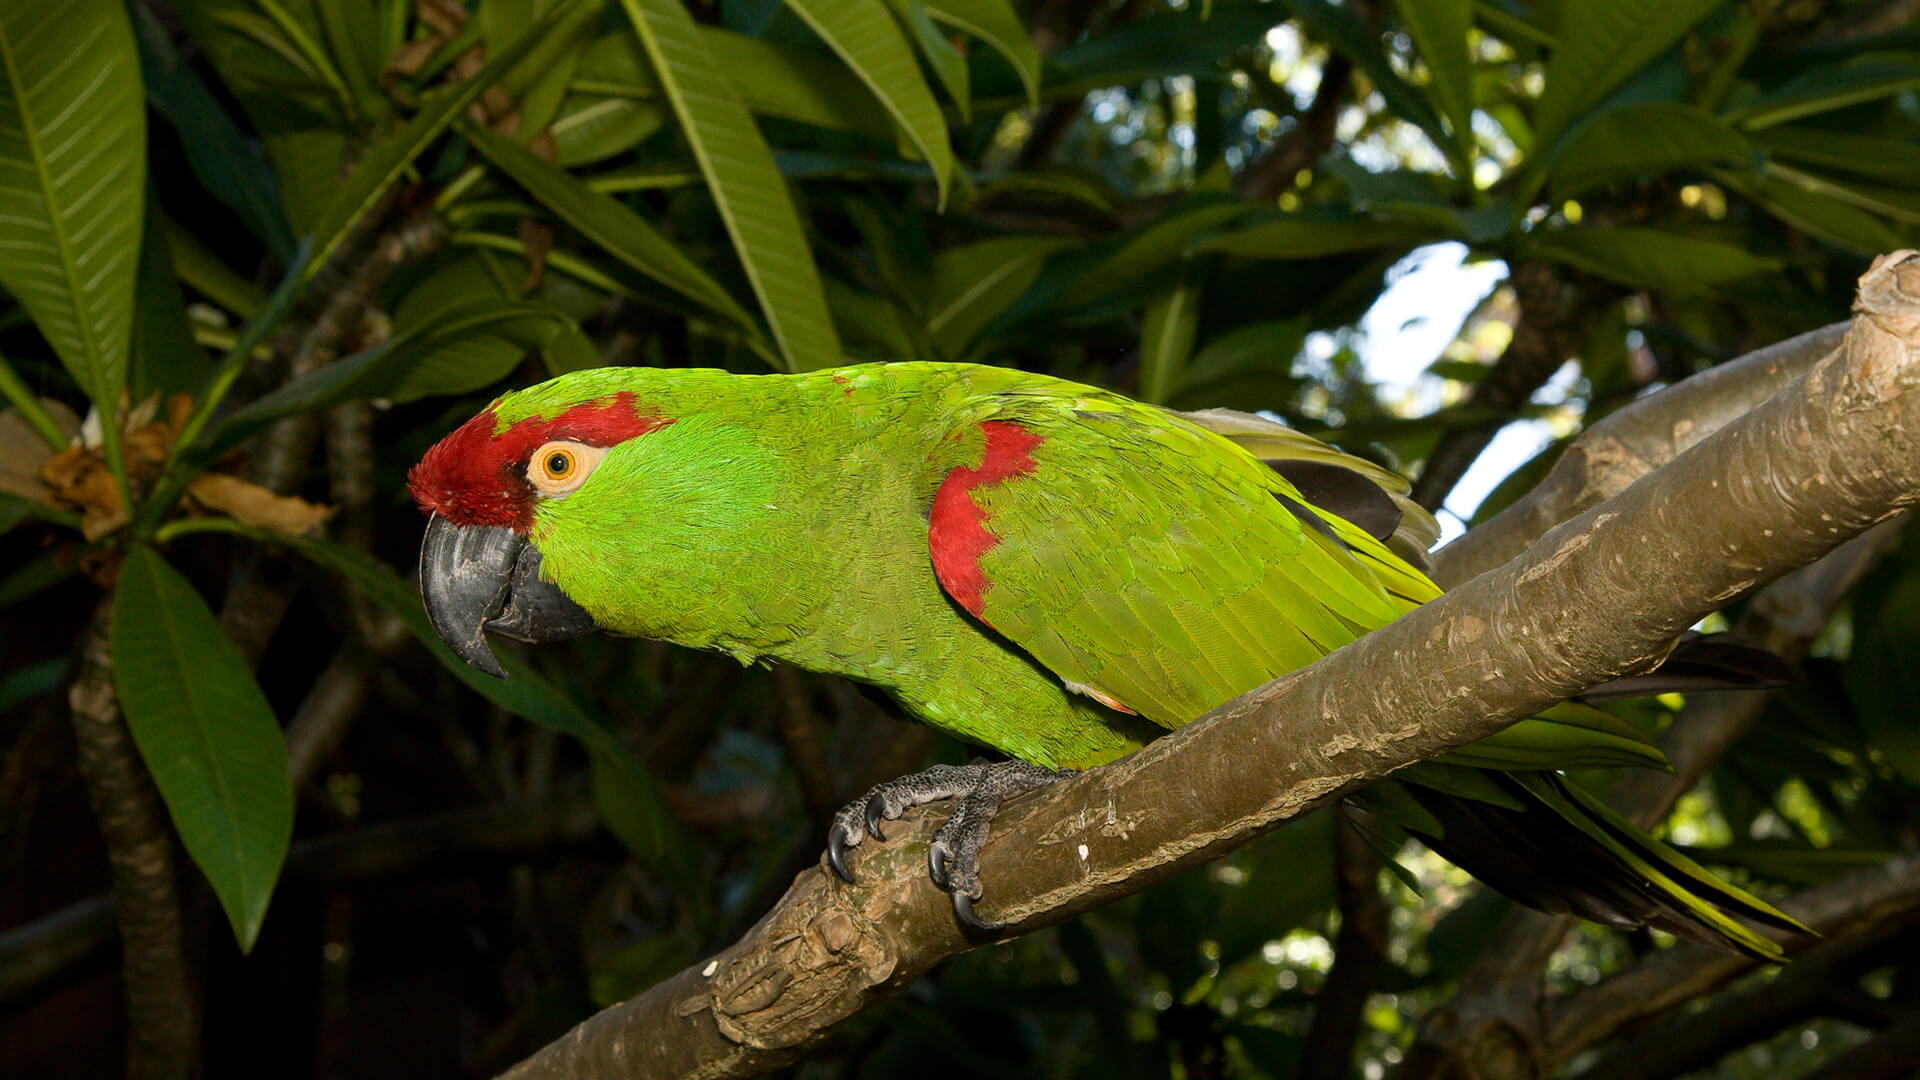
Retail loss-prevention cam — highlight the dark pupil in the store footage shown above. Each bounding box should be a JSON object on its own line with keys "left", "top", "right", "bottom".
{"left": 546, "top": 452, "right": 570, "bottom": 475}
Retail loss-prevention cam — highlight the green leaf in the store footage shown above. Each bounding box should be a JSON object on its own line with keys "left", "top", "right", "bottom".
{"left": 1390, "top": 0, "right": 1475, "bottom": 165}
{"left": 461, "top": 123, "right": 756, "bottom": 329}
{"left": 926, "top": 0, "right": 1039, "bottom": 107}
{"left": 305, "top": 0, "right": 584, "bottom": 275}
{"left": 588, "top": 930, "right": 697, "bottom": 1007}
{"left": 1043, "top": 5, "right": 1284, "bottom": 104}
{"left": 164, "top": 214, "right": 270, "bottom": 319}
{"left": 113, "top": 545, "right": 292, "bottom": 951}
{"left": 925, "top": 236, "right": 1076, "bottom": 357}
{"left": 572, "top": 25, "right": 897, "bottom": 139}
{"left": 1532, "top": 0, "right": 1720, "bottom": 150}
{"left": 1546, "top": 103, "right": 1749, "bottom": 199}
{"left": 777, "top": 0, "right": 955, "bottom": 205}
{"left": 281, "top": 536, "right": 694, "bottom": 879}
{"left": 550, "top": 95, "right": 670, "bottom": 166}
{"left": 1765, "top": 161, "right": 1920, "bottom": 226}
{"left": 1138, "top": 276, "right": 1201, "bottom": 405}
{"left": 1058, "top": 199, "right": 1254, "bottom": 307}
{"left": 1190, "top": 216, "right": 1438, "bottom": 259}
{"left": 885, "top": 0, "right": 971, "bottom": 122}
{"left": 1728, "top": 59, "right": 1920, "bottom": 131}
{"left": 1750, "top": 125, "right": 1920, "bottom": 183}
{"left": 1714, "top": 167, "right": 1908, "bottom": 255}
{"left": 0, "top": 0, "right": 147, "bottom": 412}
{"left": 483, "top": 0, "right": 606, "bottom": 139}
{"left": 0, "top": 548, "right": 76, "bottom": 607}
{"left": 131, "top": 2, "right": 295, "bottom": 261}
{"left": 1845, "top": 555, "right": 1920, "bottom": 787}
{"left": 0, "top": 656, "right": 65, "bottom": 716}
{"left": 204, "top": 302, "right": 563, "bottom": 457}
{"left": 129, "top": 196, "right": 211, "bottom": 401}
{"left": 615, "top": 0, "right": 842, "bottom": 370}
{"left": 1525, "top": 227, "right": 1780, "bottom": 292}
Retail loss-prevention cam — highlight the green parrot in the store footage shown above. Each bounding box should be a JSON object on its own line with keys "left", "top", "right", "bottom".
{"left": 409, "top": 361, "right": 1802, "bottom": 958}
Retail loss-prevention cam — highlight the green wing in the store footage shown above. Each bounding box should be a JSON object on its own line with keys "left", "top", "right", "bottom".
{"left": 948, "top": 390, "right": 1427, "bottom": 727}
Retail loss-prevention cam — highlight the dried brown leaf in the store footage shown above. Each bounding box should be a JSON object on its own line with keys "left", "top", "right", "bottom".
{"left": 187, "top": 473, "right": 334, "bottom": 536}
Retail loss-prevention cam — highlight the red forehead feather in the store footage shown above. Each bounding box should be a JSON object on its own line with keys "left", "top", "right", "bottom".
{"left": 408, "top": 391, "right": 671, "bottom": 530}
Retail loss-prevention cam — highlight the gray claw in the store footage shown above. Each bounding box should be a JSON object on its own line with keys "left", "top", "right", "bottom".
{"left": 952, "top": 890, "right": 1005, "bottom": 935}
{"left": 864, "top": 797, "right": 889, "bottom": 841}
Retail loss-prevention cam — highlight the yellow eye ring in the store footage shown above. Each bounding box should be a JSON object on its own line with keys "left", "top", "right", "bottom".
{"left": 526, "top": 441, "right": 605, "bottom": 497}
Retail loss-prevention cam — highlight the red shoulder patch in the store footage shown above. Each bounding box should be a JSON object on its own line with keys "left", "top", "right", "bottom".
{"left": 928, "top": 421, "right": 1043, "bottom": 619}
{"left": 409, "top": 391, "right": 670, "bottom": 530}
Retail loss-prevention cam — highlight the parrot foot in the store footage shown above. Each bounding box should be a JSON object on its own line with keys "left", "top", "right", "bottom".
{"left": 825, "top": 761, "right": 1064, "bottom": 933}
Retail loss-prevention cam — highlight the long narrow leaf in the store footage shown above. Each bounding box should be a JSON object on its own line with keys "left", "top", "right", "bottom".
{"left": 1531, "top": 0, "right": 1719, "bottom": 150}
{"left": 132, "top": 2, "right": 295, "bottom": 260}
{"left": 1545, "top": 103, "right": 1749, "bottom": 199}
{"left": 202, "top": 303, "right": 563, "bottom": 459}
{"left": 615, "top": 0, "right": 842, "bottom": 370}
{"left": 462, "top": 123, "right": 756, "bottom": 329}
{"left": 113, "top": 545, "right": 292, "bottom": 951}
{"left": 927, "top": 0, "right": 1039, "bottom": 107}
{"left": 1138, "top": 275, "right": 1201, "bottom": 405}
{"left": 1389, "top": 0, "right": 1474, "bottom": 166}
{"left": 0, "top": 0, "right": 146, "bottom": 412}
{"left": 304, "top": 0, "right": 583, "bottom": 274}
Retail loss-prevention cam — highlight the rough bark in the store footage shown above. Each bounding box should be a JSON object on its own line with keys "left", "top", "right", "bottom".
{"left": 68, "top": 601, "right": 198, "bottom": 1080}
{"left": 494, "top": 254, "right": 1920, "bottom": 1080}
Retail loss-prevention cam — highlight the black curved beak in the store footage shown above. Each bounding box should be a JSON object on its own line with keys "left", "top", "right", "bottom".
{"left": 419, "top": 516, "right": 601, "bottom": 677}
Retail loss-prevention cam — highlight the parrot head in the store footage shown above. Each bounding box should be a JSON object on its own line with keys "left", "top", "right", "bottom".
{"left": 408, "top": 388, "right": 670, "bottom": 677}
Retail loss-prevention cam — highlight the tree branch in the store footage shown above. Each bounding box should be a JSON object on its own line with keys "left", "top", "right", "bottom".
{"left": 1431, "top": 321, "right": 1849, "bottom": 587}
{"left": 1544, "top": 852, "right": 1920, "bottom": 1068}
{"left": 494, "top": 255, "right": 1920, "bottom": 1080}
{"left": 1568, "top": 918, "right": 1920, "bottom": 1080}
{"left": 1298, "top": 808, "right": 1389, "bottom": 1080}
{"left": 68, "top": 600, "right": 197, "bottom": 1080}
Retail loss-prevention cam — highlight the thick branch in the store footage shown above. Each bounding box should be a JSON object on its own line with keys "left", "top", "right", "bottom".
{"left": 68, "top": 601, "right": 197, "bottom": 1080}
{"left": 1609, "top": 515, "right": 1905, "bottom": 828}
{"left": 496, "top": 256, "right": 1920, "bottom": 1080}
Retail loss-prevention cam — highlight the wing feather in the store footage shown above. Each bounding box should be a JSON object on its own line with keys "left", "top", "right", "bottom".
{"left": 934, "top": 395, "right": 1419, "bottom": 729}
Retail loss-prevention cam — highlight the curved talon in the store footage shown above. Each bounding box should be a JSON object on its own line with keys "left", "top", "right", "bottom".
{"left": 826, "top": 824, "right": 857, "bottom": 882}
{"left": 864, "top": 798, "right": 889, "bottom": 842}
{"left": 927, "top": 841, "right": 950, "bottom": 890}
{"left": 951, "top": 890, "right": 1006, "bottom": 935}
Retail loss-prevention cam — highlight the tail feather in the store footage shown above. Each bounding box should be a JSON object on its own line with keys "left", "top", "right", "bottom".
{"left": 1397, "top": 773, "right": 1806, "bottom": 960}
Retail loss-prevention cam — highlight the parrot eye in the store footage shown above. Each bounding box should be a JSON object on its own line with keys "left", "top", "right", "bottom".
{"left": 525, "top": 441, "right": 606, "bottom": 498}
